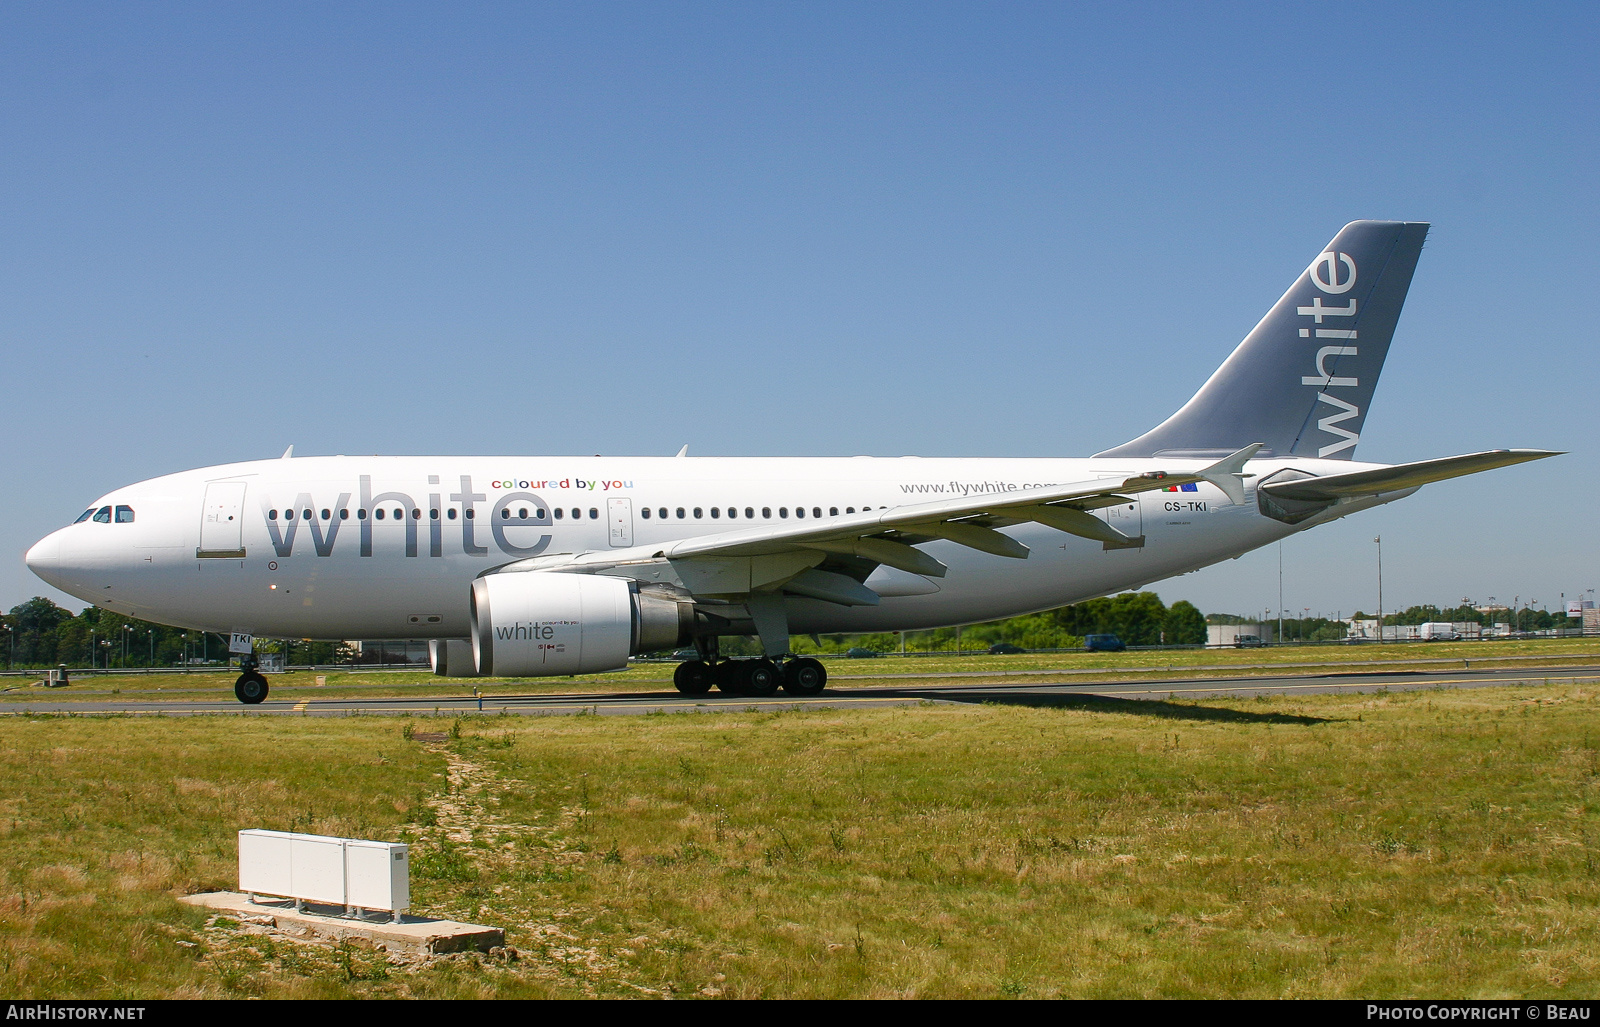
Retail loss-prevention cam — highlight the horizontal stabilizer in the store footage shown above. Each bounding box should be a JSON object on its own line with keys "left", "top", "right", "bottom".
{"left": 1196, "top": 442, "right": 1262, "bottom": 505}
{"left": 1259, "top": 449, "right": 1561, "bottom": 502}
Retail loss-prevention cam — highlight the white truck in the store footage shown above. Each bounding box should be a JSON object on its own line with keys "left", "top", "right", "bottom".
{"left": 1418, "top": 622, "right": 1461, "bottom": 641}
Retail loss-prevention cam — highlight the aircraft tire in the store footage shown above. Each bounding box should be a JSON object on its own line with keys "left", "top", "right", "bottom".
{"left": 741, "top": 659, "right": 781, "bottom": 697}
{"left": 713, "top": 660, "right": 744, "bottom": 694}
{"left": 673, "top": 660, "right": 714, "bottom": 695}
{"left": 781, "top": 657, "right": 826, "bottom": 695}
{"left": 234, "top": 673, "right": 269, "bottom": 705}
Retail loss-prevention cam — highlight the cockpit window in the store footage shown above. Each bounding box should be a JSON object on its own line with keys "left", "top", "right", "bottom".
{"left": 115, "top": 505, "right": 135, "bottom": 523}
{"left": 74, "top": 509, "right": 96, "bottom": 524}
{"left": 91, "top": 506, "right": 112, "bottom": 523}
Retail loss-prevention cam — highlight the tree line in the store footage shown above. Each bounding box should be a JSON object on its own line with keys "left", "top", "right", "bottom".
{"left": 1207, "top": 603, "right": 1580, "bottom": 643}
{"left": 0, "top": 597, "right": 358, "bottom": 670}
{"left": 787, "top": 592, "right": 1207, "bottom": 655}
{"left": 3, "top": 590, "right": 1212, "bottom": 669}
{"left": 1354, "top": 603, "right": 1572, "bottom": 633}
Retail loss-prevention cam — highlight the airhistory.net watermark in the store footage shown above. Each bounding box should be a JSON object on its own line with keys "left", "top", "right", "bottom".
{"left": 3, "top": 1006, "right": 145, "bottom": 1021}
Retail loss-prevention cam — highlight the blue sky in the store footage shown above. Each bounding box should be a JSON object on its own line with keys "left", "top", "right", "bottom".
{"left": 4, "top": 1, "right": 1596, "bottom": 621}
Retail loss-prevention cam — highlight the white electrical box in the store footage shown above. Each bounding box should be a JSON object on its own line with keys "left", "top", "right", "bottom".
{"left": 290, "top": 833, "right": 346, "bottom": 905}
{"left": 238, "top": 830, "right": 409, "bottom": 917}
{"left": 344, "top": 839, "right": 410, "bottom": 912}
{"left": 241, "top": 830, "right": 294, "bottom": 897}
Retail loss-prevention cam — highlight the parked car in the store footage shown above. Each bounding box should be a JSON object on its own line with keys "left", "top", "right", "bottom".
{"left": 987, "top": 643, "right": 1026, "bottom": 655}
{"left": 1233, "top": 634, "right": 1267, "bottom": 648}
{"left": 845, "top": 647, "right": 880, "bottom": 658}
{"left": 1083, "top": 634, "right": 1126, "bottom": 652}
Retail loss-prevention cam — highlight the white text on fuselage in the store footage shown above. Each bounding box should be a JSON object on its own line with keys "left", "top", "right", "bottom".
{"left": 261, "top": 476, "right": 557, "bottom": 559}
{"left": 1298, "top": 248, "right": 1362, "bottom": 457}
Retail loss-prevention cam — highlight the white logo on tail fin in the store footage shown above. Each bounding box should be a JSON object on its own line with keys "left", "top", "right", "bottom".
{"left": 1302, "top": 346, "right": 1359, "bottom": 387}
{"left": 1315, "top": 393, "right": 1361, "bottom": 456}
{"left": 1310, "top": 251, "right": 1357, "bottom": 293}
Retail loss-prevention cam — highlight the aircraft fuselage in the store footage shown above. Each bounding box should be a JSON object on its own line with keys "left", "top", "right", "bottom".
{"left": 25, "top": 453, "right": 1403, "bottom": 640}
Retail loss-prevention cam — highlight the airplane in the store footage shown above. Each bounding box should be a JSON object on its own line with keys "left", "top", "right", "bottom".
{"left": 24, "top": 221, "right": 1558, "bottom": 704}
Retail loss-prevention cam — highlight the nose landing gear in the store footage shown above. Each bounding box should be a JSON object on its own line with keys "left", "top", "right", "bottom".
{"left": 234, "top": 653, "right": 269, "bottom": 705}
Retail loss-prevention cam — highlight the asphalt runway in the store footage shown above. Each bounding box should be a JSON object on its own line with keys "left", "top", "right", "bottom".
{"left": 4, "top": 663, "right": 1597, "bottom": 718}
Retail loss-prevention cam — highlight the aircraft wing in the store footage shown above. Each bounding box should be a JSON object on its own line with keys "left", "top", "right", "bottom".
{"left": 489, "top": 445, "right": 1263, "bottom": 596}
{"left": 1257, "top": 449, "right": 1560, "bottom": 502}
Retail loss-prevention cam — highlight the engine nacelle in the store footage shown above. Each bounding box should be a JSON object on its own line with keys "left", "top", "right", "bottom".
{"left": 470, "top": 572, "right": 694, "bottom": 677}
{"left": 429, "top": 638, "right": 478, "bottom": 677}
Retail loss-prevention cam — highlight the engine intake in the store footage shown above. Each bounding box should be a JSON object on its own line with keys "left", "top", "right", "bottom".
{"left": 470, "top": 573, "right": 693, "bottom": 677}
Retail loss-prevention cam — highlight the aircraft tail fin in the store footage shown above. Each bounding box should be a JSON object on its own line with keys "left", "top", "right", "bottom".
{"left": 1095, "top": 220, "right": 1430, "bottom": 461}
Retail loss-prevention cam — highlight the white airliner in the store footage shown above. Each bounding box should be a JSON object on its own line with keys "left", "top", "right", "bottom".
{"left": 25, "top": 221, "right": 1556, "bottom": 703}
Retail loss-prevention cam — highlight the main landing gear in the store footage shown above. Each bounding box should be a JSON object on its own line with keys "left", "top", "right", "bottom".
{"left": 672, "top": 656, "right": 827, "bottom": 697}
{"left": 234, "top": 653, "right": 269, "bottom": 705}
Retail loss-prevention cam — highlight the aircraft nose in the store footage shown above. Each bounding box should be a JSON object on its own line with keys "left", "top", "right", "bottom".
{"left": 24, "top": 532, "right": 63, "bottom": 588}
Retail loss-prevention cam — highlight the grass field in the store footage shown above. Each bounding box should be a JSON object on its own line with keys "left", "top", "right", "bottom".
{"left": 4, "top": 637, "right": 1597, "bottom": 704}
{"left": 0, "top": 678, "right": 1596, "bottom": 998}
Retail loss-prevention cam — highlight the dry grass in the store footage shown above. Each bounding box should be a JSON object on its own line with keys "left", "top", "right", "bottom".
{"left": 0, "top": 681, "right": 1596, "bottom": 997}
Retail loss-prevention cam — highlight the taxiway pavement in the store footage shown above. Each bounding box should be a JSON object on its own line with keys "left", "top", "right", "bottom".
{"left": 3, "top": 664, "right": 1595, "bottom": 718}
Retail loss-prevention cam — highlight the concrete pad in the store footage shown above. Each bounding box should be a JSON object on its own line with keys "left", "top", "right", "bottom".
{"left": 181, "top": 891, "right": 504, "bottom": 955}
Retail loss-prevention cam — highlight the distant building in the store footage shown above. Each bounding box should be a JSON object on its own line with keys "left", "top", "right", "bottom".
{"left": 1207, "top": 623, "right": 1266, "bottom": 646}
{"left": 1344, "top": 620, "right": 1480, "bottom": 641}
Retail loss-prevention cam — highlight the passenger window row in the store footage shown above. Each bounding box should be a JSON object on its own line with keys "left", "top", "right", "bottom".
{"left": 263, "top": 506, "right": 607, "bottom": 522}
{"left": 76, "top": 500, "right": 882, "bottom": 529}
{"left": 638, "top": 505, "right": 876, "bottom": 520}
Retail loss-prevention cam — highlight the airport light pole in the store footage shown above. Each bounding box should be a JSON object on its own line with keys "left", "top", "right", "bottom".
{"left": 1277, "top": 543, "right": 1284, "bottom": 645}
{"left": 4, "top": 624, "right": 11, "bottom": 671}
{"left": 1373, "top": 536, "right": 1383, "bottom": 641}
{"left": 147, "top": 629, "right": 153, "bottom": 669}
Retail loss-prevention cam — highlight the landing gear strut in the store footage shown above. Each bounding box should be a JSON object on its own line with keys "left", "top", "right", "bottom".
{"left": 234, "top": 653, "right": 268, "bottom": 705}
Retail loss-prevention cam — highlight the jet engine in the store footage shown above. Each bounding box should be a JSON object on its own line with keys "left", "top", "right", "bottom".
{"left": 470, "top": 572, "right": 694, "bottom": 677}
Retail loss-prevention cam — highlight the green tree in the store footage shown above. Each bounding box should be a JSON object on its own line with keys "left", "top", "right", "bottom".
{"left": 1163, "top": 600, "right": 1207, "bottom": 645}
{"left": 8, "top": 597, "right": 72, "bottom": 667}
{"left": 1389, "top": 605, "right": 1443, "bottom": 626}
{"left": 1053, "top": 591, "right": 1168, "bottom": 646}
